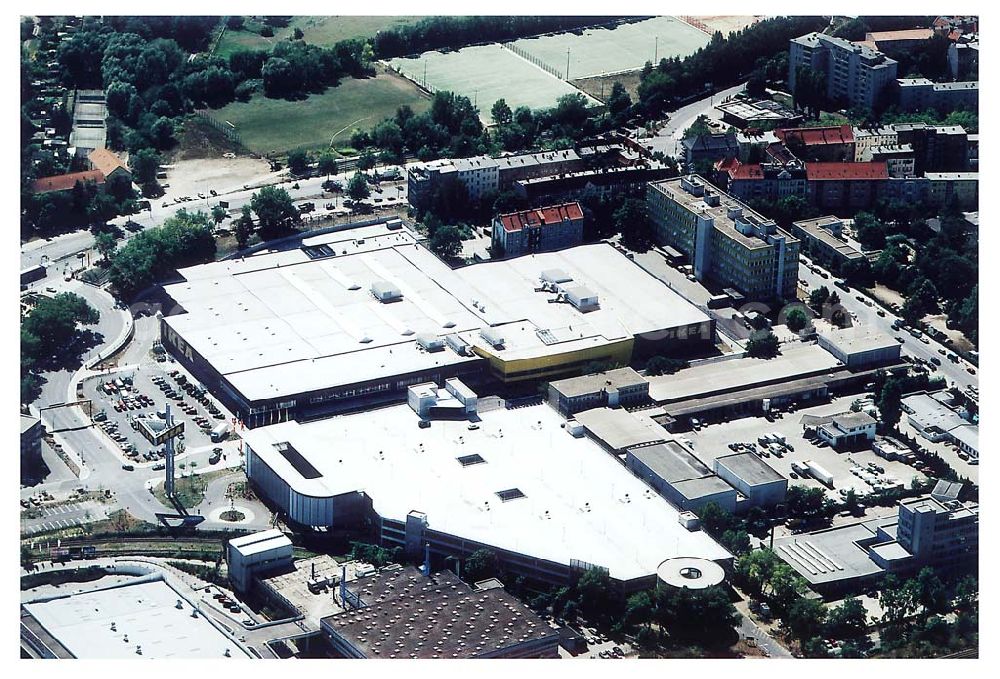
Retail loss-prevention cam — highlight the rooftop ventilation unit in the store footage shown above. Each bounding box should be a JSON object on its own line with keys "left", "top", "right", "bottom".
{"left": 540, "top": 268, "right": 573, "bottom": 285}
{"left": 480, "top": 327, "right": 504, "bottom": 348}
{"left": 371, "top": 280, "right": 402, "bottom": 302}
{"left": 416, "top": 333, "right": 445, "bottom": 352}
{"left": 564, "top": 286, "right": 599, "bottom": 312}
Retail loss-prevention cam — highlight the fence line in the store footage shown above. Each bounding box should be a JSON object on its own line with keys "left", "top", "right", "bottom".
{"left": 193, "top": 111, "right": 249, "bottom": 154}
{"left": 501, "top": 42, "right": 566, "bottom": 81}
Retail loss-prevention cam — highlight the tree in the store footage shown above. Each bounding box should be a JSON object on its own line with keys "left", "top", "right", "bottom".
{"left": 490, "top": 98, "right": 512, "bottom": 126}
{"left": 854, "top": 211, "right": 887, "bottom": 251}
{"left": 785, "top": 486, "right": 832, "bottom": 523}
{"left": 211, "top": 204, "right": 227, "bottom": 225}
{"left": 150, "top": 117, "right": 175, "bottom": 149}
{"left": 746, "top": 330, "right": 779, "bottom": 358}
{"left": 234, "top": 205, "right": 254, "bottom": 249}
{"left": 916, "top": 567, "right": 949, "bottom": 613}
{"left": 787, "top": 597, "right": 827, "bottom": 644}
{"left": 828, "top": 290, "right": 841, "bottom": 307}
{"left": 879, "top": 575, "right": 919, "bottom": 624}
{"left": 624, "top": 591, "right": 654, "bottom": 630}
{"left": 826, "top": 598, "right": 867, "bottom": 639}
{"left": 287, "top": 149, "right": 309, "bottom": 175}
{"left": 644, "top": 356, "right": 687, "bottom": 376}
{"left": 877, "top": 378, "right": 904, "bottom": 431}
{"left": 428, "top": 224, "right": 464, "bottom": 260}
{"left": 130, "top": 147, "right": 161, "bottom": 186}
{"left": 346, "top": 172, "right": 370, "bottom": 201}
{"left": 655, "top": 585, "right": 739, "bottom": 644}
{"left": 463, "top": 549, "right": 500, "bottom": 583}
{"left": 842, "top": 488, "right": 862, "bottom": 515}
{"left": 357, "top": 150, "right": 377, "bottom": 171}
{"left": 95, "top": 232, "right": 118, "bottom": 262}
{"left": 250, "top": 186, "right": 298, "bottom": 236}
{"left": 614, "top": 198, "right": 650, "bottom": 251}
{"left": 292, "top": 27, "right": 304, "bottom": 40}
{"left": 21, "top": 293, "right": 100, "bottom": 358}
{"left": 605, "top": 82, "right": 632, "bottom": 125}
{"left": 576, "top": 567, "right": 622, "bottom": 623}
{"left": 317, "top": 152, "right": 337, "bottom": 176}
{"left": 809, "top": 285, "right": 830, "bottom": 310}
{"left": 785, "top": 308, "right": 808, "bottom": 332}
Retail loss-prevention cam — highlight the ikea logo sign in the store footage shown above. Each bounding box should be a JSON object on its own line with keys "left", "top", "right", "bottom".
{"left": 163, "top": 324, "right": 194, "bottom": 362}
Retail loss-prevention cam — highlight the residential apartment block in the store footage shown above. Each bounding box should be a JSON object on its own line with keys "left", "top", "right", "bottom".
{"left": 491, "top": 202, "right": 585, "bottom": 257}
{"left": 896, "top": 78, "right": 978, "bottom": 113}
{"left": 646, "top": 175, "right": 799, "bottom": 301}
{"left": 788, "top": 32, "right": 898, "bottom": 109}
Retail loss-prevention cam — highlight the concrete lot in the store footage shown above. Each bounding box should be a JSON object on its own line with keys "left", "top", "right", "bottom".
{"left": 683, "top": 395, "right": 928, "bottom": 503}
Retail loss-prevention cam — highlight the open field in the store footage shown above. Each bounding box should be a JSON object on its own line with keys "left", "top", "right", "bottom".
{"left": 390, "top": 44, "right": 595, "bottom": 121}
{"left": 512, "top": 16, "right": 710, "bottom": 79}
{"left": 215, "top": 16, "right": 422, "bottom": 58}
{"left": 212, "top": 72, "right": 431, "bottom": 154}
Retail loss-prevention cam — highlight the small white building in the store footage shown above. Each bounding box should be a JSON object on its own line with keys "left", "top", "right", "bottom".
{"left": 227, "top": 529, "right": 294, "bottom": 592}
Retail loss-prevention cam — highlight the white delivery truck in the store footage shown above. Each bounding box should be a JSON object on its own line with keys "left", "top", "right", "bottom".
{"left": 804, "top": 460, "right": 835, "bottom": 488}
{"left": 210, "top": 421, "right": 231, "bottom": 443}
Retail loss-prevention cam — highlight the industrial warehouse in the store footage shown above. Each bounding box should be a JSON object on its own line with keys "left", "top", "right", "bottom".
{"left": 241, "top": 398, "right": 732, "bottom": 591}
{"left": 160, "top": 220, "right": 713, "bottom": 427}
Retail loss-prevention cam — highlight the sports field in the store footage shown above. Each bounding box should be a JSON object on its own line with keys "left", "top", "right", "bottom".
{"left": 512, "top": 16, "right": 711, "bottom": 79}
{"left": 390, "top": 44, "right": 596, "bottom": 122}
{"left": 215, "top": 16, "right": 422, "bottom": 58}
{"left": 212, "top": 72, "right": 430, "bottom": 154}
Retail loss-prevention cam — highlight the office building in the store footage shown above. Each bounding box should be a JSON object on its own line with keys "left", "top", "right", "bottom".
{"left": 547, "top": 367, "right": 649, "bottom": 416}
{"left": 713, "top": 453, "right": 787, "bottom": 508}
{"left": 896, "top": 495, "right": 978, "bottom": 568}
{"left": 646, "top": 175, "right": 800, "bottom": 301}
{"left": 800, "top": 411, "right": 877, "bottom": 450}
{"left": 491, "top": 202, "right": 585, "bottom": 257}
{"left": 895, "top": 78, "right": 978, "bottom": 113}
{"left": 925, "top": 172, "right": 978, "bottom": 209}
{"left": 717, "top": 158, "right": 808, "bottom": 203}
{"left": 788, "top": 33, "right": 898, "bottom": 109}
{"left": 791, "top": 216, "right": 867, "bottom": 269}
{"left": 159, "top": 220, "right": 712, "bottom": 427}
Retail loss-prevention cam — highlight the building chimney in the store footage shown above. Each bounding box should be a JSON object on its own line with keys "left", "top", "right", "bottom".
{"left": 422, "top": 542, "right": 431, "bottom": 577}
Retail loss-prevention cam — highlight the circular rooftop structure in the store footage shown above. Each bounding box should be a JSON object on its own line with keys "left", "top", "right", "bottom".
{"left": 656, "top": 557, "right": 725, "bottom": 590}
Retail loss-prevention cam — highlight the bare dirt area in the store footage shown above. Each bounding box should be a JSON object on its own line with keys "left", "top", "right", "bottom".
{"left": 923, "top": 313, "right": 974, "bottom": 353}
{"left": 172, "top": 116, "right": 244, "bottom": 161}
{"left": 571, "top": 70, "right": 642, "bottom": 104}
{"left": 682, "top": 16, "right": 764, "bottom": 36}
{"left": 868, "top": 283, "right": 905, "bottom": 308}
{"left": 160, "top": 157, "right": 274, "bottom": 202}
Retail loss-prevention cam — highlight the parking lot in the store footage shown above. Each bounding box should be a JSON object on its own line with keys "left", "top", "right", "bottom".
{"left": 682, "top": 395, "right": 929, "bottom": 502}
{"left": 83, "top": 364, "right": 233, "bottom": 470}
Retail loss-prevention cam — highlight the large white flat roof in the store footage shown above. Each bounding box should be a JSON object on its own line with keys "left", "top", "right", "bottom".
{"left": 647, "top": 343, "right": 841, "bottom": 403}
{"left": 243, "top": 403, "right": 731, "bottom": 581}
{"left": 164, "top": 230, "right": 709, "bottom": 403}
{"left": 23, "top": 578, "right": 250, "bottom": 659}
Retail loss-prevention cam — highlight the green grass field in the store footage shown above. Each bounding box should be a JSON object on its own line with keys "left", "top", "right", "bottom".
{"left": 215, "top": 16, "right": 422, "bottom": 58}
{"left": 213, "top": 73, "right": 431, "bottom": 154}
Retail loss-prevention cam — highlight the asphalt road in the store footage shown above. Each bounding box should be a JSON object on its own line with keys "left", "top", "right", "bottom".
{"left": 798, "top": 255, "right": 979, "bottom": 393}
{"left": 637, "top": 82, "right": 748, "bottom": 159}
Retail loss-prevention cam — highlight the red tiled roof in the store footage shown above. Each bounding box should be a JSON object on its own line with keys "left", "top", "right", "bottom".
{"left": 498, "top": 202, "right": 584, "bottom": 233}
{"left": 776, "top": 125, "right": 854, "bottom": 147}
{"left": 31, "top": 170, "right": 106, "bottom": 194}
{"left": 717, "top": 158, "right": 765, "bottom": 181}
{"left": 88, "top": 148, "right": 129, "bottom": 177}
{"left": 867, "top": 28, "right": 934, "bottom": 43}
{"left": 805, "top": 162, "right": 889, "bottom": 181}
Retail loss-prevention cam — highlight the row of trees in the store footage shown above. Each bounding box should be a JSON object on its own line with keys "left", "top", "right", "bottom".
{"left": 635, "top": 16, "right": 827, "bottom": 117}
